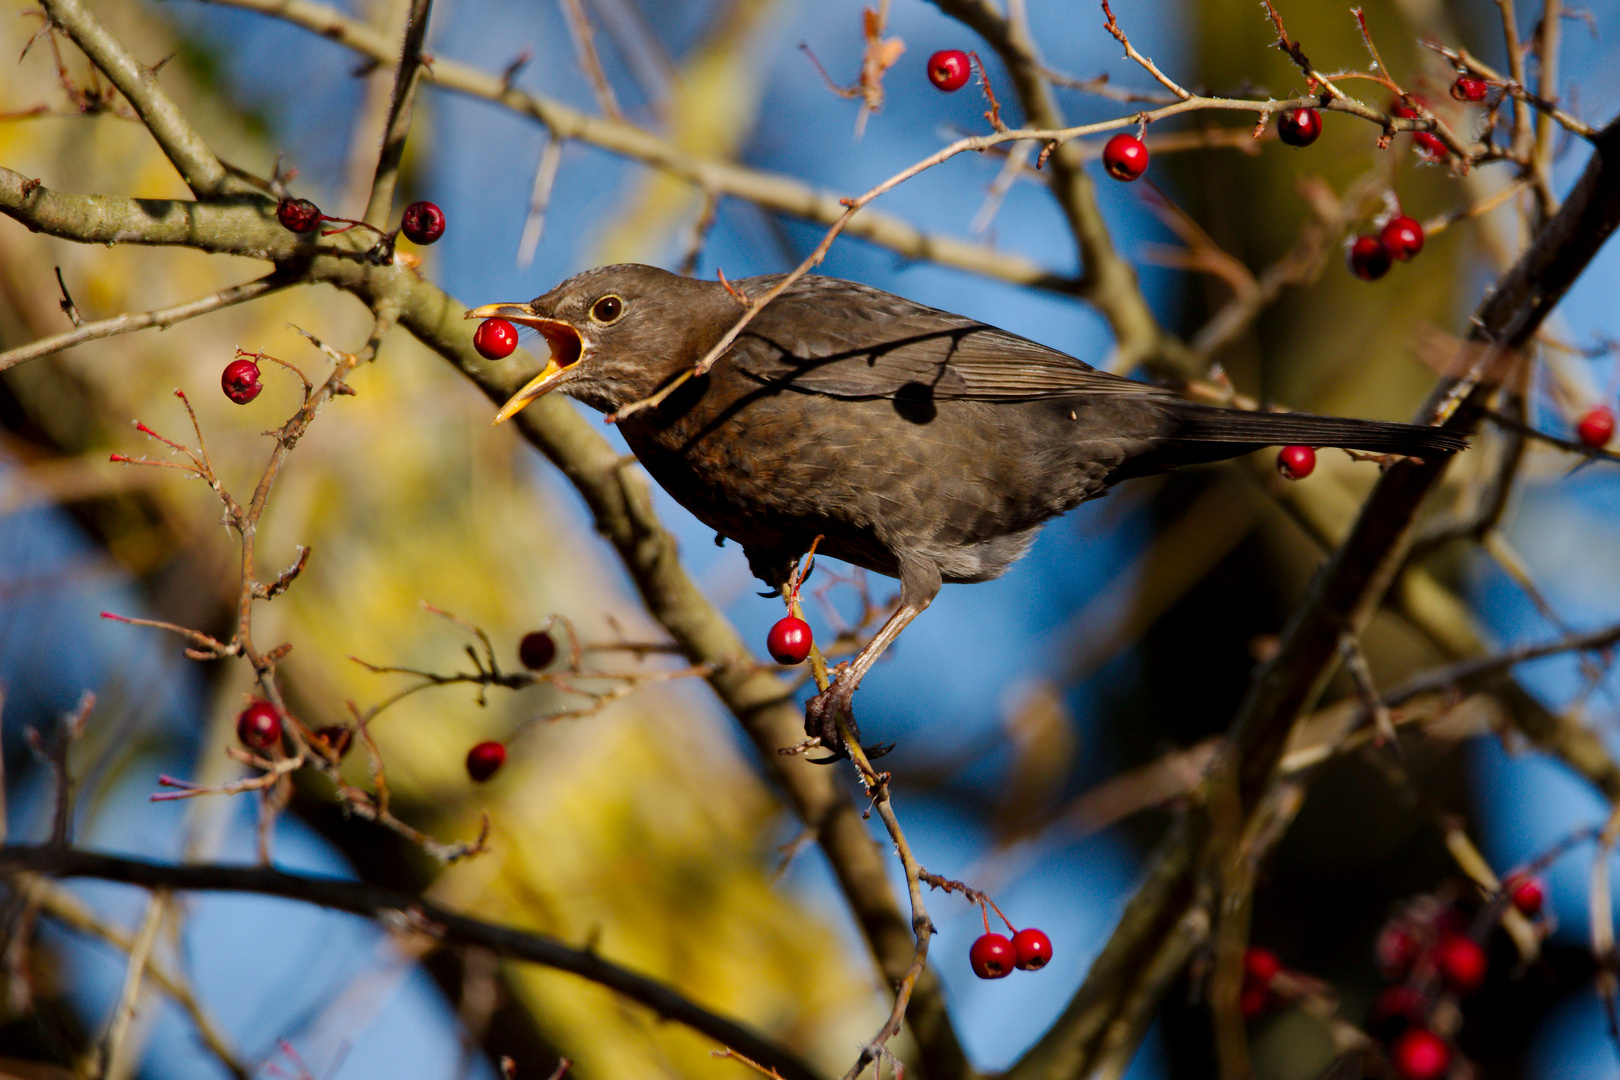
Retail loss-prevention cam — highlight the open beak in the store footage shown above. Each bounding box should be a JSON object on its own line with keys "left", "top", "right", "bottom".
{"left": 465, "top": 303, "right": 586, "bottom": 423}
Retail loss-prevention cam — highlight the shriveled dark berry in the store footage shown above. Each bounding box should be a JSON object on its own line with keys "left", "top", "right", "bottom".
{"left": 221, "top": 357, "right": 263, "bottom": 404}
{"left": 518, "top": 630, "right": 558, "bottom": 671}
{"left": 400, "top": 200, "right": 445, "bottom": 244}
{"left": 276, "top": 197, "right": 323, "bottom": 233}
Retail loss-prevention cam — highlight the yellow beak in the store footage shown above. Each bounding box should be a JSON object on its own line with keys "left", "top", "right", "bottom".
{"left": 465, "top": 303, "right": 585, "bottom": 424}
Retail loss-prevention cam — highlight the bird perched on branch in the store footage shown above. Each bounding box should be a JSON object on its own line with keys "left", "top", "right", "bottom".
{"left": 469, "top": 264, "right": 1466, "bottom": 758}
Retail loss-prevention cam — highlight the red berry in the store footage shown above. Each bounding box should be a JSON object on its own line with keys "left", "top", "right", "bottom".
{"left": 221, "top": 357, "right": 263, "bottom": 404}
{"left": 474, "top": 318, "right": 519, "bottom": 360}
{"left": 1509, "top": 875, "right": 1546, "bottom": 917}
{"left": 1368, "top": 984, "right": 1426, "bottom": 1041}
{"left": 518, "top": 630, "right": 558, "bottom": 671}
{"left": 1348, "top": 234, "right": 1392, "bottom": 280}
{"left": 236, "top": 700, "right": 282, "bottom": 750}
{"left": 1239, "top": 983, "right": 1271, "bottom": 1020}
{"left": 312, "top": 725, "right": 353, "bottom": 759}
{"left": 969, "top": 932, "right": 1015, "bottom": 979}
{"left": 275, "top": 197, "right": 323, "bottom": 233}
{"left": 400, "top": 200, "right": 445, "bottom": 244}
{"left": 1577, "top": 405, "right": 1615, "bottom": 448}
{"left": 1390, "top": 1027, "right": 1451, "bottom": 1080}
{"left": 1377, "top": 924, "right": 1422, "bottom": 980}
{"left": 1102, "top": 134, "right": 1149, "bottom": 182}
{"left": 1380, "top": 216, "right": 1425, "bottom": 261}
{"left": 1390, "top": 99, "right": 1420, "bottom": 120}
{"left": 1276, "top": 107, "right": 1322, "bottom": 148}
{"left": 1276, "top": 445, "right": 1316, "bottom": 480}
{"left": 1012, "top": 927, "right": 1053, "bottom": 970}
{"left": 1242, "top": 946, "right": 1281, "bottom": 985}
{"left": 466, "top": 740, "right": 507, "bottom": 782}
{"left": 1432, "top": 933, "right": 1486, "bottom": 995}
{"left": 1451, "top": 76, "right": 1488, "bottom": 103}
{"left": 926, "top": 50, "right": 971, "bottom": 93}
{"left": 766, "top": 616, "right": 812, "bottom": 664}
{"left": 1414, "top": 131, "right": 1446, "bottom": 157}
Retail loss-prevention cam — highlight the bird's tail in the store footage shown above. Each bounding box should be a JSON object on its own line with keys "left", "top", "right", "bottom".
{"left": 1110, "top": 401, "right": 1467, "bottom": 479}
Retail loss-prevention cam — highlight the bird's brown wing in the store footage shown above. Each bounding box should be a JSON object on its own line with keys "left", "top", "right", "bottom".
{"left": 726, "top": 276, "right": 1176, "bottom": 401}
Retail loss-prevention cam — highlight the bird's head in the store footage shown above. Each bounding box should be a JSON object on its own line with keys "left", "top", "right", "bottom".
{"left": 467, "top": 264, "right": 724, "bottom": 421}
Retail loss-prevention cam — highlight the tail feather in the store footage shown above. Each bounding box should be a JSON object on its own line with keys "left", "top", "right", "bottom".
{"left": 1171, "top": 403, "right": 1468, "bottom": 455}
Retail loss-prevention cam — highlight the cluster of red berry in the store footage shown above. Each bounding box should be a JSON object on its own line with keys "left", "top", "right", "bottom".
{"left": 233, "top": 701, "right": 351, "bottom": 759}
{"left": 1347, "top": 213, "right": 1426, "bottom": 282}
{"left": 275, "top": 196, "right": 445, "bottom": 245}
{"left": 1239, "top": 946, "right": 1285, "bottom": 1019}
{"left": 969, "top": 926, "right": 1053, "bottom": 979}
{"left": 1365, "top": 878, "right": 1547, "bottom": 1080}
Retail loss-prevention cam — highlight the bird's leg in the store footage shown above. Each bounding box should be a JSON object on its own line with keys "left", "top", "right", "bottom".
{"left": 804, "top": 599, "right": 922, "bottom": 759}
{"left": 804, "top": 557, "right": 939, "bottom": 761}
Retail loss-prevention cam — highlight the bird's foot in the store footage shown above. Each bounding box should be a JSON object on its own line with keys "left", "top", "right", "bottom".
{"left": 803, "top": 665, "right": 894, "bottom": 765}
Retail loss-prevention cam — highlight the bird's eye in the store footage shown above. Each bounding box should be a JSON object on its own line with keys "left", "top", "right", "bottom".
{"left": 590, "top": 295, "right": 624, "bottom": 324}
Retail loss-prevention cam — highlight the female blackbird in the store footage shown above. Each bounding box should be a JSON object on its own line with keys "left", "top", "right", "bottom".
{"left": 469, "top": 264, "right": 1465, "bottom": 756}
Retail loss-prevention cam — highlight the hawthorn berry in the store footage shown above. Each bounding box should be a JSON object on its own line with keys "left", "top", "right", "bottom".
{"left": 1381, "top": 216, "right": 1425, "bottom": 262}
{"left": 1390, "top": 1027, "right": 1451, "bottom": 1080}
{"left": 1368, "top": 984, "right": 1426, "bottom": 1041}
{"left": 1276, "top": 107, "right": 1322, "bottom": 148}
{"left": 236, "top": 700, "right": 282, "bottom": 750}
{"left": 276, "top": 197, "right": 323, "bottom": 233}
{"left": 221, "top": 357, "right": 263, "bottom": 404}
{"left": 767, "top": 616, "right": 813, "bottom": 664}
{"left": 1390, "top": 98, "right": 1445, "bottom": 157}
{"left": 1239, "top": 984, "right": 1271, "bottom": 1020}
{"left": 1012, "top": 927, "right": 1053, "bottom": 970}
{"left": 1433, "top": 933, "right": 1486, "bottom": 995}
{"left": 969, "top": 932, "right": 1015, "bottom": 979}
{"left": 1348, "top": 235, "right": 1392, "bottom": 281}
{"left": 927, "top": 50, "right": 971, "bottom": 93}
{"left": 400, "top": 200, "right": 445, "bottom": 244}
{"left": 518, "top": 630, "right": 558, "bottom": 671}
{"left": 1577, "top": 405, "right": 1615, "bottom": 448}
{"left": 1276, "top": 445, "right": 1316, "bottom": 480}
{"left": 473, "top": 318, "right": 520, "bottom": 360}
{"left": 1451, "top": 76, "right": 1489, "bottom": 103}
{"left": 466, "top": 740, "right": 507, "bottom": 782}
{"left": 1102, "top": 134, "right": 1149, "bottom": 182}
{"left": 1377, "top": 924, "right": 1422, "bottom": 980}
{"left": 1509, "top": 875, "right": 1546, "bottom": 917}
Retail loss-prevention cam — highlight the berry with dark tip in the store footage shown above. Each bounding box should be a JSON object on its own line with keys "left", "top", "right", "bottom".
{"left": 927, "top": 50, "right": 971, "bottom": 93}
{"left": 1390, "top": 1028, "right": 1450, "bottom": 1080}
{"left": 1451, "top": 76, "right": 1488, "bottom": 102}
{"left": 400, "top": 200, "right": 445, "bottom": 244}
{"left": 466, "top": 741, "right": 507, "bottom": 782}
{"left": 276, "top": 197, "right": 323, "bottom": 233}
{"left": 767, "top": 616, "right": 812, "bottom": 664}
{"left": 1012, "top": 927, "right": 1052, "bottom": 970}
{"left": 236, "top": 700, "right": 282, "bottom": 750}
{"left": 1277, "top": 445, "right": 1316, "bottom": 480}
{"left": 1102, "top": 134, "right": 1149, "bottom": 182}
{"left": 474, "top": 318, "right": 519, "bottom": 360}
{"left": 1577, "top": 405, "right": 1615, "bottom": 448}
{"left": 1348, "top": 235, "right": 1392, "bottom": 280}
{"left": 1380, "top": 215, "right": 1425, "bottom": 261}
{"left": 969, "top": 932, "right": 1015, "bottom": 979}
{"left": 518, "top": 630, "right": 558, "bottom": 671}
{"left": 221, "top": 357, "right": 263, "bottom": 404}
{"left": 1277, "top": 107, "right": 1322, "bottom": 147}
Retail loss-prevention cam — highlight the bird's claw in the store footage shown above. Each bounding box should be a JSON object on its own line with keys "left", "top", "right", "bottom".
{"left": 803, "top": 668, "right": 894, "bottom": 764}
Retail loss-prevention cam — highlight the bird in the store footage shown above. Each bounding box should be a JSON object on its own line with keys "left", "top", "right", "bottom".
{"left": 468, "top": 264, "right": 1466, "bottom": 758}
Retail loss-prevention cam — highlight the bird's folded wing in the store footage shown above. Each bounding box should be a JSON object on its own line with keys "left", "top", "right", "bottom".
{"left": 728, "top": 305, "right": 1176, "bottom": 402}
